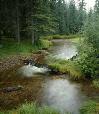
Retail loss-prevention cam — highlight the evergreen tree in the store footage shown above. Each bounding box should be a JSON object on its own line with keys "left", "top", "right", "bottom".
{"left": 94, "top": 0, "right": 99, "bottom": 14}
{"left": 64, "top": 3, "right": 70, "bottom": 34}
{"left": 68, "top": 0, "right": 78, "bottom": 34}
{"left": 77, "top": 0, "right": 86, "bottom": 31}
{"left": 56, "top": 0, "right": 66, "bottom": 34}
{"left": 0, "top": 0, "right": 87, "bottom": 43}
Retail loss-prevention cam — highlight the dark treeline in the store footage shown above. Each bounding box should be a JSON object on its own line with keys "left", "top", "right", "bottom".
{"left": 0, "top": 0, "right": 86, "bottom": 44}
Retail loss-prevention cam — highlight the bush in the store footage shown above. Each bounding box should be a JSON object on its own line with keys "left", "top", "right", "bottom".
{"left": 40, "top": 39, "right": 52, "bottom": 49}
{"left": 92, "top": 80, "right": 99, "bottom": 88}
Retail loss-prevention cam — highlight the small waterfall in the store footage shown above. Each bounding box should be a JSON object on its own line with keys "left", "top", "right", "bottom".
{"left": 18, "top": 62, "right": 48, "bottom": 77}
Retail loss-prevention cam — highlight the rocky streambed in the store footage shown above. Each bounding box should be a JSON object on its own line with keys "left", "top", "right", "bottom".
{"left": 0, "top": 50, "right": 48, "bottom": 72}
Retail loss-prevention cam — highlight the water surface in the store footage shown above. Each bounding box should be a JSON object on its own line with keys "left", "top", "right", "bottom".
{"left": 42, "top": 76, "right": 87, "bottom": 114}
{"left": 49, "top": 39, "right": 77, "bottom": 59}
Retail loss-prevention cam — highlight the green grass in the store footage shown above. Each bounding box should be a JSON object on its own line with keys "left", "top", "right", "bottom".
{"left": 80, "top": 101, "right": 99, "bottom": 114}
{"left": 42, "top": 34, "right": 81, "bottom": 40}
{"left": 47, "top": 57, "right": 83, "bottom": 79}
{"left": 0, "top": 38, "right": 52, "bottom": 59}
{"left": 1, "top": 101, "right": 99, "bottom": 114}
{"left": 69, "top": 37, "right": 82, "bottom": 43}
{"left": 0, "top": 41, "right": 36, "bottom": 58}
{"left": 0, "top": 103, "right": 70, "bottom": 114}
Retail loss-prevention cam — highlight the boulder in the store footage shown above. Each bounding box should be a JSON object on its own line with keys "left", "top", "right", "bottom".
{"left": 0, "top": 85, "right": 23, "bottom": 93}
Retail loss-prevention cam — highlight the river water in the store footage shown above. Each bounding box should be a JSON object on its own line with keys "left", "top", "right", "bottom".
{"left": 49, "top": 39, "right": 77, "bottom": 59}
{"left": 18, "top": 39, "right": 86, "bottom": 114}
{"left": 41, "top": 40, "right": 86, "bottom": 114}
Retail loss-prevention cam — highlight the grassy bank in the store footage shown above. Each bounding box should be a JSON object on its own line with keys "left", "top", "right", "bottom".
{"left": 80, "top": 101, "right": 99, "bottom": 114}
{"left": 0, "top": 39, "right": 52, "bottom": 59}
{"left": 47, "top": 58, "right": 83, "bottom": 79}
{"left": 1, "top": 101, "right": 99, "bottom": 114}
{"left": 0, "top": 103, "right": 69, "bottom": 114}
{"left": 42, "top": 34, "right": 81, "bottom": 40}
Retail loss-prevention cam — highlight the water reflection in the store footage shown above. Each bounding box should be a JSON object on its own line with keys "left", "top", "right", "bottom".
{"left": 49, "top": 40, "right": 77, "bottom": 59}
{"left": 42, "top": 77, "right": 86, "bottom": 114}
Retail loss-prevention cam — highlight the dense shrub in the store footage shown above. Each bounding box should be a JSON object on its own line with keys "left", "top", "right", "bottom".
{"left": 92, "top": 80, "right": 99, "bottom": 88}
{"left": 77, "top": 12, "right": 99, "bottom": 78}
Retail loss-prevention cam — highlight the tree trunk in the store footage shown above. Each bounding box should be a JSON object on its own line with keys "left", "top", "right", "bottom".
{"left": 31, "top": 30, "right": 34, "bottom": 45}
{"left": 31, "top": 14, "right": 34, "bottom": 45}
{"left": 0, "top": 35, "right": 1, "bottom": 45}
{"left": 16, "top": 0, "right": 20, "bottom": 44}
{"left": 0, "top": 30, "right": 3, "bottom": 44}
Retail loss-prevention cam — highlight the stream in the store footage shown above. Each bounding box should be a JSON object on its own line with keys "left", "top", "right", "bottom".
{"left": 18, "top": 39, "right": 85, "bottom": 114}
{"left": 0, "top": 39, "right": 99, "bottom": 113}
{"left": 41, "top": 40, "right": 86, "bottom": 114}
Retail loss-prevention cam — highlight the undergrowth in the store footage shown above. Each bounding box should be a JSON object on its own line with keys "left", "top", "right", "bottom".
{"left": 0, "top": 38, "right": 52, "bottom": 59}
